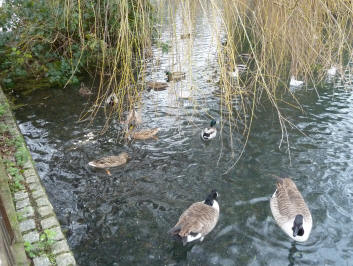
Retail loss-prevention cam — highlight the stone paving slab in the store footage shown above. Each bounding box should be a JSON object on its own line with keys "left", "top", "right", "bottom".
{"left": 52, "top": 240, "right": 70, "bottom": 255}
{"left": 32, "top": 188, "right": 45, "bottom": 199}
{"left": 14, "top": 190, "right": 28, "bottom": 201}
{"left": 19, "top": 219, "right": 36, "bottom": 233}
{"left": 56, "top": 253, "right": 76, "bottom": 266}
{"left": 29, "top": 182, "right": 42, "bottom": 191}
{"left": 41, "top": 216, "right": 59, "bottom": 229}
{"left": 18, "top": 206, "right": 35, "bottom": 218}
{"left": 23, "top": 230, "right": 40, "bottom": 244}
{"left": 36, "top": 197, "right": 51, "bottom": 207}
{"left": 33, "top": 256, "right": 51, "bottom": 266}
{"left": 50, "top": 227, "right": 65, "bottom": 241}
{"left": 38, "top": 206, "right": 53, "bottom": 218}
{"left": 25, "top": 174, "right": 38, "bottom": 184}
{"left": 15, "top": 197, "right": 30, "bottom": 210}
{"left": 24, "top": 168, "right": 37, "bottom": 177}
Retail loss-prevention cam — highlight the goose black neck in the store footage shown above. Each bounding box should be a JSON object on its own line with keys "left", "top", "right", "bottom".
{"left": 204, "top": 193, "right": 215, "bottom": 206}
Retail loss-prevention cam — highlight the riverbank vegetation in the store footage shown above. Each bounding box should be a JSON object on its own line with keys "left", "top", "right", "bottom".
{"left": 0, "top": 0, "right": 153, "bottom": 119}
{"left": 211, "top": 0, "right": 353, "bottom": 158}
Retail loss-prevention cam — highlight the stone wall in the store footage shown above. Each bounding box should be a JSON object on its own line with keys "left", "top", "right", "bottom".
{"left": 0, "top": 88, "right": 76, "bottom": 266}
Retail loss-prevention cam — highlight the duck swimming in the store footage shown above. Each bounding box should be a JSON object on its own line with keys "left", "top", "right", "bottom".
{"left": 128, "top": 128, "right": 159, "bottom": 140}
{"left": 79, "top": 82, "right": 93, "bottom": 96}
{"left": 88, "top": 152, "right": 129, "bottom": 175}
{"left": 122, "top": 109, "right": 142, "bottom": 128}
{"left": 146, "top": 81, "right": 169, "bottom": 91}
{"left": 166, "top": 71, "right": 186, "bottom": 82}
{"left": 201, "top": 120, "right": 217, "bottom": 141}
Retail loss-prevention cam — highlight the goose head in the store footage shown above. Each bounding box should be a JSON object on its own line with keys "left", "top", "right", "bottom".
{"left": 292, "top": 214, "right": 304, "bottom": 237}
{"left": 204, "top": 190, "right": 218, "bottom": 206}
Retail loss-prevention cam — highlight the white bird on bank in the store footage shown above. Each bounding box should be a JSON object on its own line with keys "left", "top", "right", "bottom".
{"left": 327, "top": 66, "right": 338, "bottom": 76}
{"left": 270, "top": 177, "right": 312, "bottom": 242}
{"left": 290, "top": 76, "right": 304, "bottom": 87}
{"left": 168, "top": 190, "right": 220, "bottom": 245}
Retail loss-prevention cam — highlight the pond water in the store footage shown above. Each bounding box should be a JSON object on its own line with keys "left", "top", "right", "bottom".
{"left": 13, "top": 2, "right": 353, "bottom": 266}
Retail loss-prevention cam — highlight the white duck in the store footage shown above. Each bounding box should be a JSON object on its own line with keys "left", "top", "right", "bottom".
{"left": 290, "top": 76, "right": 304, "bottom": 87}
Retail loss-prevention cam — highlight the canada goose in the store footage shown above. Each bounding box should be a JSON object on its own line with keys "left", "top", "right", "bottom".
{"left": 146, "top": 81, "right": 169, "bottom": 91}
{"left": 166, "top": 71, "right": 186, "bottom": 82}
{"left": 88, "top": 152, "right": 129, "bottom": 175}
{"left": 201, "top": 120, "right": 217, "bottom": 141}
{"left": 270, "top": 178, "right": 312, "bottom": 242}
{"left": 129, "top": 128, "right": 159, "bottom": 140}
{"left": 169, "top": 190, "right": 220, "bottom": 246}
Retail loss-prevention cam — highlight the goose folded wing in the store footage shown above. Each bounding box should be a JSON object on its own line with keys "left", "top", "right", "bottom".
{"left": 178, "top": 202, "right": 218, "bottom": 235}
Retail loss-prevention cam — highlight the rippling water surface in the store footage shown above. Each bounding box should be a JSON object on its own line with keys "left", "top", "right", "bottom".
{"left": 13, "top": 2, "right": 353, "bottom": 266}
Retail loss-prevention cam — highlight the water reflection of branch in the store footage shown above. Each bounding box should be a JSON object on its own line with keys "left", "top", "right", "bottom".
{"left": 288, "top": 241, "right": 301, "bottom": 266}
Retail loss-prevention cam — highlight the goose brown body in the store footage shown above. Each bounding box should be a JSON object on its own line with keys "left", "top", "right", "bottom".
{"left": 173, "top": 202, "right": 219, "bottom": 237}
{"left": 270, "top": 178, "right": 312, "bottom": 242}
{"left": 169, "top": 191, "right": 220, "bottom": 246}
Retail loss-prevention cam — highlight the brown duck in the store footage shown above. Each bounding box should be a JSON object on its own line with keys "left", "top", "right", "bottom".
{"left": 128, "top": 128, "right": 159, "bottom": 140}
{"left": 146, "top": 81, "right": 169, "bottom": 91}
{"left": 88, "top": 152, "right": 129, "bottom": 175}
{"left": 79, "top": 82, "right": 93, "bottom": 96}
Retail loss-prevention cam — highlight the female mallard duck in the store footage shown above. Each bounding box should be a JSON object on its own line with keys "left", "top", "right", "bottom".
{"left": 270, "top": 177, "right": 312, "bottom": 242}
{"left": 129, "top": 128, "right": 159, "bottom": 140}
{"left": 166, "top": 71, "right": 186, "bottom": 82}
{"left": 79, "top": 82, "right": 93, "bottom": 96}
{"left": 146, "top": 81, "right": 169, "bottom": 91}
{"left": 201, "top": 120, "right": 217, "bottom": 141}
{"left": 168, "top": 190, "right": 220, "bottom": 246}
{"left": 88, "top": 152, "right": 129, "bottom": 175}
{"left": 180, "top": 33, "right": 191, "bottom": 39}
{"left": 122, "top": 109, "right": 142, "bottom": 127}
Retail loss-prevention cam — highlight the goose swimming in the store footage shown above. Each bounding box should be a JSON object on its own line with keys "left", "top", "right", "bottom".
{"left": 270, "top": 177, "right": 312, "bottom": 242}
{"left": 168, "top": 190, "right": 220, "bottom": 246}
